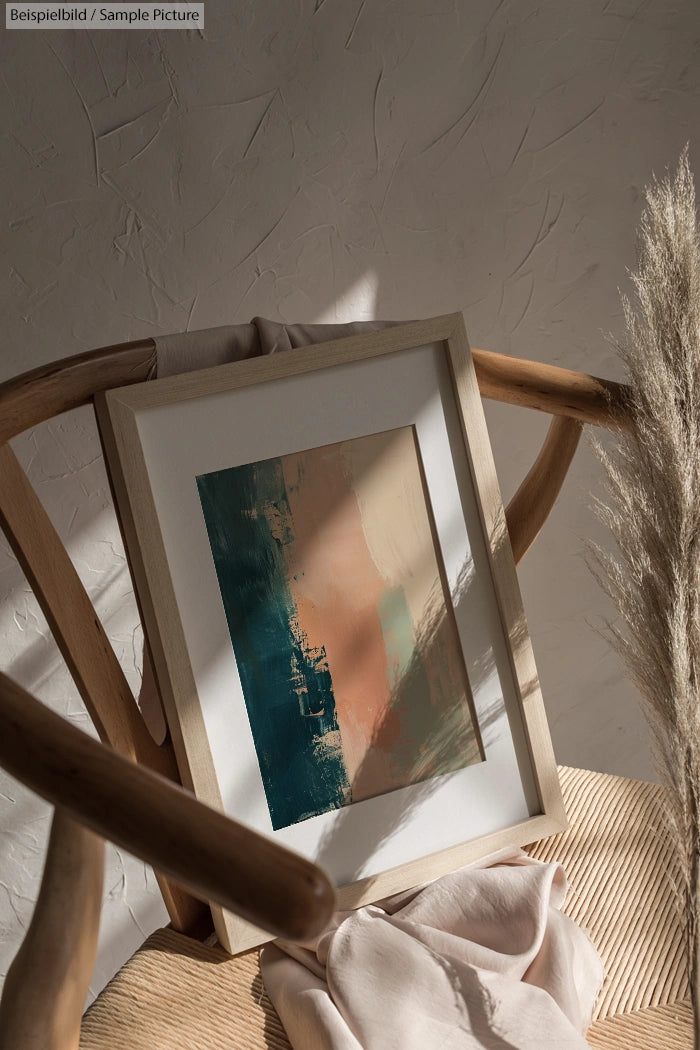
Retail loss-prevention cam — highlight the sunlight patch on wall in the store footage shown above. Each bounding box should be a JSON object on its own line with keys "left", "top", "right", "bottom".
{"left": 313, "top": 272, "right": 379, "bottom": 324}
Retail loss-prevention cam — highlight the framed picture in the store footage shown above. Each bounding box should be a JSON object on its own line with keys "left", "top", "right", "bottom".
{"left": 97, "top": 314, "right": 565, "bottom": 953}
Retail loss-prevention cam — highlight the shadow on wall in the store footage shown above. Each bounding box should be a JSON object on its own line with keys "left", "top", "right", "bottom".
{"left": 0, "top": 408, "right": 169, "bottom": 997}
{"left": 0, "top": 349, "right": 534, "bottom": 936}
{"left": 1, "top": 0, "right": 694, "bottom": 998}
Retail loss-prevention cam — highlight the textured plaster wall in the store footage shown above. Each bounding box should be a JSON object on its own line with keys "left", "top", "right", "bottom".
{"left": 1, "top": 0, "right": 699, "bottom": 1001}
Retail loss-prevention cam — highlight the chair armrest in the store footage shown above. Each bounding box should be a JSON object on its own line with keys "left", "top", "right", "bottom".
{"left": 0, "top": 671, "right": 335, "bottom": 943}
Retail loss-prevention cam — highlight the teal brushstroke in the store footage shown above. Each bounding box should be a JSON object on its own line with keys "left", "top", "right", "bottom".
{"left": 196, "top": 458, "right": 350, "bottom": 831}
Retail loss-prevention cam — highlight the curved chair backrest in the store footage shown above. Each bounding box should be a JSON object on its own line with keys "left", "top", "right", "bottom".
{"left": 0, "top": 332, "right": 627, "bottom": 920}
{"left": 0, "top": 327, "right": 630, "bottom": 1049}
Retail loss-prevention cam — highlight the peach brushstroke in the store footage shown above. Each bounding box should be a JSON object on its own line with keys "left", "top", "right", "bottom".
{"left": 282, "top": 443, "right": 390, "bottom": 799}
{"left": 280, "top": 427, "right": 479, "bottom": 804}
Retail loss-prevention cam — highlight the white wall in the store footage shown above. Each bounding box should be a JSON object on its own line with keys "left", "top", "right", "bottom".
{"left": 1, "top": 0, "right": 698, "bottom": 1001}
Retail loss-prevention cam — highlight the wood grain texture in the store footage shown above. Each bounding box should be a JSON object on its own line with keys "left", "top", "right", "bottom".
{"left": 445, "top": 315, "right": 567, "bottom": 834}
{"left": 94, "top": 385, "right": 227, "bottom": 842}
{"left": 332, "top": 811, "right": 563, "bottom": 913}
{"left": 505, "top": 416, "right": 584, "bottom": 566}
{"left": 0, "top": 324, "right": 619, "bottom": 1049}
{"left": 0, "top": 328, "right": 629, "bottom": 444}
{"left": 0, "top": 341, "right": 156, "bottom": 446}
{"left": 89, "top": 315, "right": 627, "bottom": 430}
{"left": 0, "top": 443, "right": 204, "bottom": 932}
{"left": 97, "top": 314, "right": 566, "bottom": 951}
{"left": 100, "top": 315, "right": 461, "bottom": 412}
{"left": 0, "top": 811, "right": 104, "bottom": 1050}
{"left": 447, "top": 315, "right": 566, "bottom": 831}
{"left": 0, "top": 671, "right": 336, "bottom": 943}
{"left": 471, "top": 346, "right": 629, "bottom": 429}
{"left": 0, "top": 443, "right": 166, "bottom": 765}
{"left": 0, "top": 319, "right": 605, "bottom": 961}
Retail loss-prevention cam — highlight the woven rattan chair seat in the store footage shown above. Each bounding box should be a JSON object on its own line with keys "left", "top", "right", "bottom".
{"left": 80, "top": 767, "right": 692, "bottom": 1049}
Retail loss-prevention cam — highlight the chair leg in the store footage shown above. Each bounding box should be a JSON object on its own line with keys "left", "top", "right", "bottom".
{"left": 0, "top": 809, "right": 104, "bottom": 1050}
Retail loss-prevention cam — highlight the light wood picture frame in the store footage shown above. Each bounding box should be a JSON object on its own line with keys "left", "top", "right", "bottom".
{"left": 96, "top": 314, "right": 565, "bottom": 953}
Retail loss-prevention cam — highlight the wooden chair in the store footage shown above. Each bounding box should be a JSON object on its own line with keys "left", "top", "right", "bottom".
{"left": 0, "top": 330, "right": 692, "bottom": 1049}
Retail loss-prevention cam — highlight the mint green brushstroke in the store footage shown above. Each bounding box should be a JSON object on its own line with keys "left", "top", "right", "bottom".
{"left": 377, "top": 586, "right": 473, "bottom": 781}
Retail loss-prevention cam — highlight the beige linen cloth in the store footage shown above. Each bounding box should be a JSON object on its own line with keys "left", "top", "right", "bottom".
{"left": 149, "top": 319, "right": 604, "bottom": 1048}
{"left": 261, "top": 847, "right": 603, "bottom": 1050}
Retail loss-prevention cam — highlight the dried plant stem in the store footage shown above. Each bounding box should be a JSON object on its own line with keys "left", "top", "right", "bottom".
{"left": 592, "top": 148, "right": 700, "bottom": 1045}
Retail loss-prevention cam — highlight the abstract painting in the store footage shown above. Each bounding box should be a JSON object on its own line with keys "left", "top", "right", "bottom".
{"left": 196, "top": 425, "right": 482, "bottom": 831}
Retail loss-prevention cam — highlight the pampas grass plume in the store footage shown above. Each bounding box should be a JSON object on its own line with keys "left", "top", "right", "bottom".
{"left": 592, "top": 146, "right": 700, "bottom": 1044}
